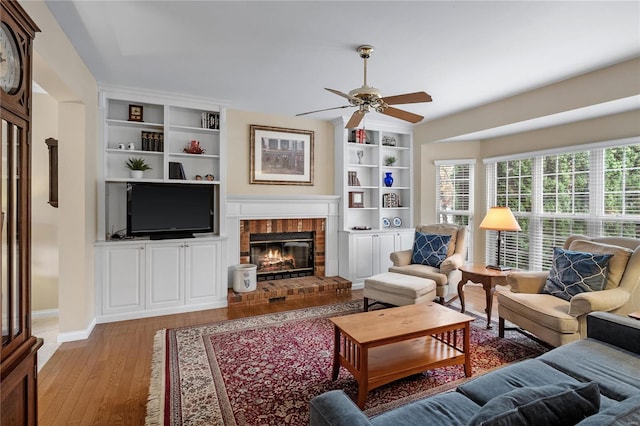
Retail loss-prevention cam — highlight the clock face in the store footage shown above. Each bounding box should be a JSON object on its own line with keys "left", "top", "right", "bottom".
{"left": 0, "top": 22, "right": 21, "bottom": 94}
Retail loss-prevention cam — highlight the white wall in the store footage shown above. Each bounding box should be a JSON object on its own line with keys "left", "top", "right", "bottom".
{"left": 32, "top": 92, "right": 59, "bottom": 312}
{"left": 23, "top": 1, "right": 98, "bottom": 338}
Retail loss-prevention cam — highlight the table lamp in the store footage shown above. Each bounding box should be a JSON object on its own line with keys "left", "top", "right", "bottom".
{"left": 479, "top": 206, "right": 521, "bottom": 271}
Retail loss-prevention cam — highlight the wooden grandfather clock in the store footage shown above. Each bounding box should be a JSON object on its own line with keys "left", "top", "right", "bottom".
{"left": 1, "top": 1, "right": 41, "bottom": 425}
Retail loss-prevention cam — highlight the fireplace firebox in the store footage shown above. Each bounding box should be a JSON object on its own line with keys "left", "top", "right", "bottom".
{"left": 249, "top": 231, "right": 315, "bottom": 281}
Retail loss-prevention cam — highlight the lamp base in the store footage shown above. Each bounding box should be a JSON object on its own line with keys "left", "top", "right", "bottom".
{"left": 486, "top": 264, "right": 512, "bottom": 271}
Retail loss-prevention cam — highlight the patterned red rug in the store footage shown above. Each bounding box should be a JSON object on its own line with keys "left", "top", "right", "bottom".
{"left": 145, "top": 301, "right": 546, "bottom": 425}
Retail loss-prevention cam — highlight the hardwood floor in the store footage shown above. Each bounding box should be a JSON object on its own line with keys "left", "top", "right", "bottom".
{"left": 37, "top": 285, "right": 497, "bottom": 425}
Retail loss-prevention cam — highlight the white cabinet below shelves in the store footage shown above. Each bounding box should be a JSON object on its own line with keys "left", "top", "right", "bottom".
{"left": 339, "top": 229, "right": 414, "bottom": 286}
{"left": 96, "top": 238, "right": 224, "bottom": 322}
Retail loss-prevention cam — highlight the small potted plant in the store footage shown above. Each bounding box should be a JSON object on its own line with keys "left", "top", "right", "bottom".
{"left": 385, "top": 156, "right": 396, "bottom": 166}
{"left": 125, "top": 157, "right": 152, "bottom": 179}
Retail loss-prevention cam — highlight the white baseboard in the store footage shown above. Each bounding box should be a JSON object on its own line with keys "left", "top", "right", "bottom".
{"left": 57, "top": 317, "right": 96, "bottom": 343}
{"left": 32, "top": 309, "right": 59, "bottom": 319}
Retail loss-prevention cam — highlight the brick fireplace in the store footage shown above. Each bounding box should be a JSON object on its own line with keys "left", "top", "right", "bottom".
{"left": 226, "top": 195, "right": 347, "bottom": 306}
{"left": 240, "top": 218, "right": 326, "bottom": 278}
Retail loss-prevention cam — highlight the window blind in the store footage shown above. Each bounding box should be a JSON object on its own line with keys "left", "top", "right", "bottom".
{"left": 485, "top": 139, "right": 639, "bottom": 271}
{"left": 435, "top": 160, "right": 475, "bottom": 261}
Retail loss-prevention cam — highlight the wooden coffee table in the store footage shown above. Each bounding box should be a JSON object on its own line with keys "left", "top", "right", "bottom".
{"left": 329, "top": 303, "right": 474, "bottom": 408}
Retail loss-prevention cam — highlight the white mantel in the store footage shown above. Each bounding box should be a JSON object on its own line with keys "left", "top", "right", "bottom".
{"left": 225, "top": 195, "right": 341, "bottom": 285}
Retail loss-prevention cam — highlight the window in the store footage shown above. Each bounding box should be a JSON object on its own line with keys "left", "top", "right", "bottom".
{"left": 485, "top": 139, "right": 640, "bottom": 271}
{"left": 435, "top": 160, "right": 474, "bottom": 260}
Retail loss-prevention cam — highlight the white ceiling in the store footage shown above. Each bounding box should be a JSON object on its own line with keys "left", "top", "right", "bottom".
{"left": 44, "top": 1, "right": 640, "bottom": 136}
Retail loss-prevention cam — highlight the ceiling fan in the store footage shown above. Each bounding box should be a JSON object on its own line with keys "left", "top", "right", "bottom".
{"left": 297, "top": 45, "right": 432, "bottom": 128}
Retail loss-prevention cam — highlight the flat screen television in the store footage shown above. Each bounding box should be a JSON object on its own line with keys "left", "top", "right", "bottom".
{"left": 126, "top": 182, "right": 214, "bottom": 239}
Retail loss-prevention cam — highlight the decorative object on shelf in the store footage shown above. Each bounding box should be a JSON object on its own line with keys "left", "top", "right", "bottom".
{"left": 479, "top": 206, "right": 522, "bottom": 271}
{"left": 195, "top": 175, "right": 203, "bottom": 180}
{"left": 385, "top": 156, "right": 396, "bottom": 166}
{"left": 354, "top": 128, "right": 368, "bottom": 144}
{"left": 205, "top": 174, "right": 214, "bottom": 181}
{"left": 383, "top": 193, "right": 400, "bottom": 208}
{"left": 117, "top": 143, "right": 125, "bottom": 150}
{"left": 349, "top": 191, "right": 364, "bottom": 208}
{"left": 393, "top": 217, "right": 403, "bottom": 227}
{"left": 127, "top": 142, "right": 135, "bottom": 150}
{"left": 356, "top": 149, "right": 364, "bottom": 164}
{"left": 125, "top": 157, "right": 152, "bottom": 179}
{"left": 384, "top": 172, "right": 394, "bottom": 187}
{"left": 382, "top": 136, "right": 396, "bottom": 146}
{"left": 128, "top": 104, "right": 143, "bottom": 122}
{"left": 382, "top": 217, "right": 391, "bottom": 228}
{"left": 351, "top": 226, "right": 372, "bottom": 230}
{"left": 184, "top": 140, "right": 205, "bottom": 154}
{"left": 201, "top": 112, "right": 220, "bottom": 129}
{"left": 250, "top": 125, "right": 314, "bottom": 185}
{"left": 168, "top": 162, "right": 186, "bottom": 180}
{"left": 348, "top": 171, "right": 361, "bottom": 186}
{"left": 141, "top": 131, "right": 164, "bottom": 152}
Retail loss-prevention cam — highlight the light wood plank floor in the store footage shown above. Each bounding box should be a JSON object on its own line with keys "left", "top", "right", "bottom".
{"left": 38, "top": 285, "right": 497, "bottom": 425}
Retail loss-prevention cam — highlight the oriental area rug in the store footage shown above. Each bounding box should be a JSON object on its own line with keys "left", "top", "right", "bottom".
{"left": 145, "top": 301, "right": 546, "bottom": 426}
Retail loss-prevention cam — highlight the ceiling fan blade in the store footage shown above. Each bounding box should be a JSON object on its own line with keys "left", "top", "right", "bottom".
{"left": 296, "top": 105, "right": 351, "bottom": 116}
{"left": 345, "top": 110, "right": 365, "bottom": 128}
{"left": 381, "top": 91, "right": 432, "bottom": 105}
{"left": 380, "top": 106, "right": 424, "bottom": 124}
{"left": 326, "top": 88, "right": 362, "bottom": 104}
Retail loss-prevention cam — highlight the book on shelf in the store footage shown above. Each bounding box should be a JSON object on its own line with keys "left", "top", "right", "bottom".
{"left": 169, "top": 162, "right": 186, "bottom": 180}
{"left": 140, "top": 131, "right": 164, "bottom": 152}
{"left": 201, "top": 112, "right": 220, "bottom": 130}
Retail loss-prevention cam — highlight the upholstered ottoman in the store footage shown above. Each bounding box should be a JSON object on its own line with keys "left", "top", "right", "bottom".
{"left": 363, "top": 272, "right": 437, "bottom": 311}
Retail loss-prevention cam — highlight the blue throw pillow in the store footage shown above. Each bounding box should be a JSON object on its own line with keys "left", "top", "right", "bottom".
{"left": 542, "top": 247, "right": 613, "bottom": 301}
{"left": 411, "top": 233, "right": 451, "bottom": 268}
{"left": 467, "top": 382, "right": 600, "bottom": 426}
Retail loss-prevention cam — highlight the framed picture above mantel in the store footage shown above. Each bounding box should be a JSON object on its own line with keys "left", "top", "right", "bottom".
{"left": 250, "top": 125, "right": 314, "bottom": 185}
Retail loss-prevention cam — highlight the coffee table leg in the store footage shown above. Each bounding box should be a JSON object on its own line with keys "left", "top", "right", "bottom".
{"left": 463, "top": 323, "right": 472, "bottom": 377}
{"left": 332, "top": 326, "right": 340, "bottom": 380}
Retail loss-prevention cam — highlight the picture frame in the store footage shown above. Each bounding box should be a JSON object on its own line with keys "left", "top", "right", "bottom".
{"left": 250, "top": 125, "right": 314, "bottom": 185}
{"left": 349, "top": 191, "right": 364, "bottom": 208}
{"left": 128, "top": 104, "right": 143, "bottom": 122}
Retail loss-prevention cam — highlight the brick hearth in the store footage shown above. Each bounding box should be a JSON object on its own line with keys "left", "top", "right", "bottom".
{"left": 227, "top": 275, "right": 351, "bottom": 308}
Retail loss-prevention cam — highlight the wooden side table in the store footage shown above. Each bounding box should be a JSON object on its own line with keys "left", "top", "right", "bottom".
{"left": 457, "top": 263, "right": 511, "bottom": 329}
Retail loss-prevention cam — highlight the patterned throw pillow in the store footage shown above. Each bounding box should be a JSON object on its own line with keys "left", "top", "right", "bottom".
{"left": 542, "top": 247, "right": 613, "bottom": 301}
{"left": 411, "top": 233, "right": 451, "bottom": 268}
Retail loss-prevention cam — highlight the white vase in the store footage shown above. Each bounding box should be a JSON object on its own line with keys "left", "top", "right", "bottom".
{"left": 130, "top": 170, "right": 143, "bottom": 179}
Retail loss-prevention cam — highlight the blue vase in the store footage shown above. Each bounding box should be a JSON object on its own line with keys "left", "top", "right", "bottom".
{"left": 384, "top": 172, "right": 394, "bottom": 187}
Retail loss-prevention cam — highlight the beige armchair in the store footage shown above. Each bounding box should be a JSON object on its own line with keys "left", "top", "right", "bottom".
{"left": 389, "top": 224, "right": 467, "bottom": 304}
{"left": 498, "top": 235, "right": 640, "bottom": 347}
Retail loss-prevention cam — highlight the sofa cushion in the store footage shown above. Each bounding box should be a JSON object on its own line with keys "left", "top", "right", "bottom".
{"left": 467, "top": 382, "right": 600, "bottom": 426}
{"left": 538, "top": 338, "right": 640, "bottom": 401}
{"left": 576, "top": 394, "right": 640, "bottom": 426}
{"left": 411, "top": 233, "right": 451, "bottom": 268}
{"left": 542, "top": 248, "right": 613, "bottom": 301}
{"left": 568, "top": 240, "right": 633, "bottom": 290}
{"left": 416, "top": 224, "right": 460, "bottom": 258}
{"left": 457, "top": 359, "right": 581, "bottom": 406}
{"left": 371, "top": 391, "right": 480, "bottom": 426}
{"left": 497, "top": 291, "right": 578, "bottom": 333}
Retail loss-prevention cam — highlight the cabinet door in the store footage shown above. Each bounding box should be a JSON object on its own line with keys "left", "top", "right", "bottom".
{"left": 103, "top": 245, "right": 145, "bottom": 314}
{"left": 146, "top": 243, "right": 184, "bottom": 309}
{"left": 185, "top": 241, "right": 220, "bottom": 304}
{"left": 353, "top": 234, "right": 375, "bottom": 280}
{"left": 395, "top": 230, "right": 415, "bottom": 252}
{"left": 377, "top": 233, "right": 397, "bottom": 272}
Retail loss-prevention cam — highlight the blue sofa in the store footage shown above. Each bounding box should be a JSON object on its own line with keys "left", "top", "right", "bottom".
{"left": 310, "top": 312, "right": 640, "bottom": 426}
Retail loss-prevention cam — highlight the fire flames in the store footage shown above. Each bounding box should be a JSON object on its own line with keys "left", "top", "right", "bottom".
{"left": 257, "top": 248, "right": 296, "bottom": 272}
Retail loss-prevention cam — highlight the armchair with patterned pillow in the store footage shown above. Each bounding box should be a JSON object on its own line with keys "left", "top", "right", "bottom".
{"left": 388, "top": 224, "right": 467, "bottom": 304}
{"left": 498, "top": 235, "right": 640, "bottom": 347}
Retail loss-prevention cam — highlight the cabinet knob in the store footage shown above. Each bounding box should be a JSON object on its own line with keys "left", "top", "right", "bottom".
{"left": 140, "top": 246, "right": 145, "bottom": 250}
